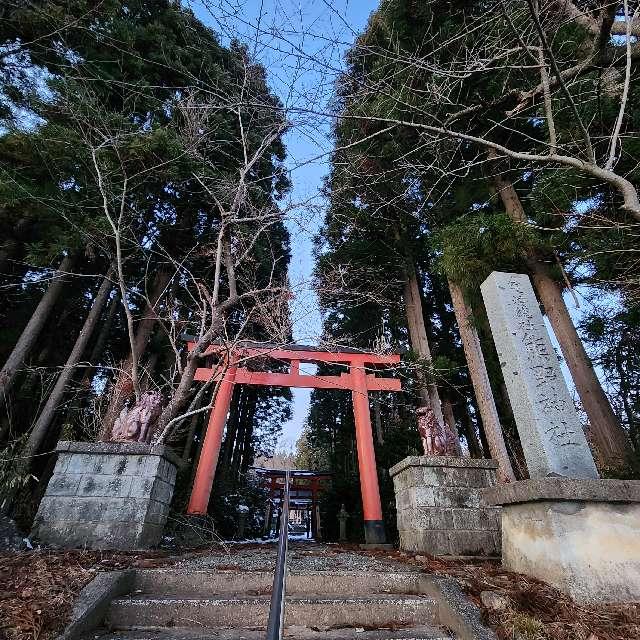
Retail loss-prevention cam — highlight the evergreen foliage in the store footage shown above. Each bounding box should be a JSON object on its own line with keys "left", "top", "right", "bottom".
{"left": 0, "top": 0, "right": 292, "bottom": 529}
{"left": 309, "top": 0, "right": 640, "bottom": 533}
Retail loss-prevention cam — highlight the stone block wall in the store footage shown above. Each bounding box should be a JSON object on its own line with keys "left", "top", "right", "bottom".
{"left": 32, "top": 441, "right": 179, "bottom": 550}
{"left": 390, "top": 456, "right": 500, "bottom": 556}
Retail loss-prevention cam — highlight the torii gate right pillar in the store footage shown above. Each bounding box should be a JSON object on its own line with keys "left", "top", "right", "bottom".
{"left": 351, "top": 362, "right": 386, "bottom": 545}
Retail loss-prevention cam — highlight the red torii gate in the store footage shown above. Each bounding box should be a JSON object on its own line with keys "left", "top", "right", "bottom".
{"left": 186, "top": 341, "right": 402, "bottom": 544}
{"left": 254, "top": 468, "right": 332, "bottom": 539}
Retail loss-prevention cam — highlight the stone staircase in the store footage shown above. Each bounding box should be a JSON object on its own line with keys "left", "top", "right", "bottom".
{"left": 85, "top": 569, "right": 464, "bottom": 640}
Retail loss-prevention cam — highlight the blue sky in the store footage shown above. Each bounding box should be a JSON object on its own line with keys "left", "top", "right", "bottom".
{"left": 190, "top": 0, "right": 379, "bottom": 448}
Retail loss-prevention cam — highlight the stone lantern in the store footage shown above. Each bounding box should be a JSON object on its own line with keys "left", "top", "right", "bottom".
{"left": 338, "top": 504, "right": 349, "bottom": 542}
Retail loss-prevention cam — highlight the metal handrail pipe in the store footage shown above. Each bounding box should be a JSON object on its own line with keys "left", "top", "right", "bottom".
{"left": 265, "top": 469, "right": 290, "bottom": 640}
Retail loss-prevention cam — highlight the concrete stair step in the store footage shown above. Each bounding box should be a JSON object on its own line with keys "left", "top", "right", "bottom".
{"left": 133, "top": 570, "right": 424, "bottom": 597}
{"left": 85, "top": 625, "right": 452, "bottom": 640}
{"left": 107, "top": 594, "right": 439, "bottom": 630}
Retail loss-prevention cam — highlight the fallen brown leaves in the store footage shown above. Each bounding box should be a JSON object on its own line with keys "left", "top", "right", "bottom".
{"left": 355, "top": 547, "right": 640, "bottom": 640}
{"left": 0, "top": 550, "right": 175, "bottom": 640}
{"left": 2, "top": 544, "right": 638, "bottom": 640}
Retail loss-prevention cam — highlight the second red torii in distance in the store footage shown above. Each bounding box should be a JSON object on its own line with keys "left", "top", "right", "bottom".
{"left": 186, "top": 341, "right": 402, "bottom": 544}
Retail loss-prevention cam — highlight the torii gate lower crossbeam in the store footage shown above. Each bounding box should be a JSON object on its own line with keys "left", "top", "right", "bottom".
{"left": 185, "top": 342, "right": 402, "bottom": 544}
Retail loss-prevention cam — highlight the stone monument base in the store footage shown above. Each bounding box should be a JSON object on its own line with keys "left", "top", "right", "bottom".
{"left": 32, "top": 441, "right": 178, "bottom": 550}
{"left": 390, "top": 456, "right": 500, "bottom": 556}
{"left": 484, "top": 478, "right": 640, "bottom": 603}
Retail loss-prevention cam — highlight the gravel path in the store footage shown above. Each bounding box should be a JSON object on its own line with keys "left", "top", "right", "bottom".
{"left": 175, "top": 542, "right": 420, "bottom": 573}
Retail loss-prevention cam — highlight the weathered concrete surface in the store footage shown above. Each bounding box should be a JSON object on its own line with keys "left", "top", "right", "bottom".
{"left": 67, "top": 545, "right": 496, "bottom": 640}
{"left": 391, "top": 457, "right": 499, "bottom": 474}
{"left": 58, "top": 570, "right": 134, "bottom": 640}
{"left": 111, "top": 567, "right": 495, "bottom": 639}
{"left": 134, "top": 569, "right": 429, "bottom": 597}
{"left": 55, "top": 441, "right": 182, "bottom": 464}
{"left": 391, "top": 456, "right": 501, "bottom": 556}
{"left": 81, "top": 626, "right": 452, "bottom": 640}
{"left": 484, "top": 477, "right": 640, "bottom": 505}
{"left": 424, "top": 576, "right": 496, "bottom": 640}
{"left": 487, "top": 479, "right": 640, "bottom": 603}
{"left": 481, "top": 272, "right": 599, "bottom": 479}
{"left": 32, "top": 441, "right": 178, "bottom": 550}
{"left": 107, "top": 594, "right": 440, "bottom": 629}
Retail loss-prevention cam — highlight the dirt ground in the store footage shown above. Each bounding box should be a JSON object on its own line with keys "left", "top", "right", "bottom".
{"left": 0, "top": 548, "right": 177, "bottom": 640}
{"left": 0, "top": 543, "right": 638, "bottom": 640}
{"left": 354, "top": 546, "right": 640, "bottom": 640}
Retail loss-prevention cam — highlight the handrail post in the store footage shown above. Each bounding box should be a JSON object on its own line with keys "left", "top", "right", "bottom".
{"left": 265, "top": 469, "right": 290, "bottom": 640}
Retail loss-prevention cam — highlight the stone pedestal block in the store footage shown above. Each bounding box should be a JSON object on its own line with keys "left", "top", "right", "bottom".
{"left": 484, "top": 478, "right": 640, "bottom": 603}
{"left": 32, "top": 441, "right": 179, "bottom": 550}
{"left": 390, "top": 456, "right": 500, "bottom": 556}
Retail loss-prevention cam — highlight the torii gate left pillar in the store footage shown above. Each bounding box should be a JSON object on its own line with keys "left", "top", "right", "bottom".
{"left": 186, "top": 343, "right": 402, "bottom": 545}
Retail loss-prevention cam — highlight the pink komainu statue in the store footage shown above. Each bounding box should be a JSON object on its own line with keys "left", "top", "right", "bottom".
{"left": 111, "top": 391, "right": 163, "bottom": 443}
{"left": 416, "top": 405, "right": 458, "bottom": 456}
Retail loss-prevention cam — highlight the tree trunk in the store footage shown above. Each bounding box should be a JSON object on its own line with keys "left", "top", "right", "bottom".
{"left": 140, "top": 352, "right": 159, "bottom": 392}
{"left": 403, "top": 263, "right": 446, "bottom": 427}
{"left": 181, "top": 411, "right": 202, "bottom": 465}
{"left": 239, "top": 391, "right": 258, "bottom": 475}
{"left": 461, "top": 407, "right": 483, "bottom": 458}
{"left": 0, "top": 244, "right": 12, "bottom": 275}
{"left": 22, "top": 271, "right": 114, "bottom": 463}
{"left": 240, "top": 413, "right": 255, "bottom": 475}
{"left": 492, "top": 171, "right": 631, "bottom": 467}
{"left": 372, "top": 397, "right": 384, "bottom": 445}
{"left": 153, "top": 347, "right": 202, "bottom": 442}
{"left": 83, "top": 289, "right": 120, "bottom": 383}
{"left": 615, "top": 333, "right": 639, "bottom": 449}
{"left": 448, "top": 278, "right": 516, "bottom": 482}
{"left": 0, "top": 416, "right": 9, "bottom": 446}
{"left": 58, "top": 289, "right": 121, "bottom": 434}
{"left": 230, "top": 390, "right": 251, "bottom": 481}
{"left": 221, "top": 387, "right": 243, "bottom": 474}
{"left": 0, "top": 254, "right": 75, "bottom": 409}
{"left": 100, "top": 269, "right": 171, "bottom": 439}
{"left": 228, "top": 387, "right": 258, "bottom": 479}
{"left": 0, "top": 217, "right": 30, "bottom": 274}
{"left": 188, "top": 422, "right": 205, "bottom": 487}
{"left": 231, "top": 421, "right": 246, "bottom": 482}
{"left": 442, "top": 398, "right": 463, "bottom": 455}
{"left": 476, "top": 411, "right": 491, "bottom": 459}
